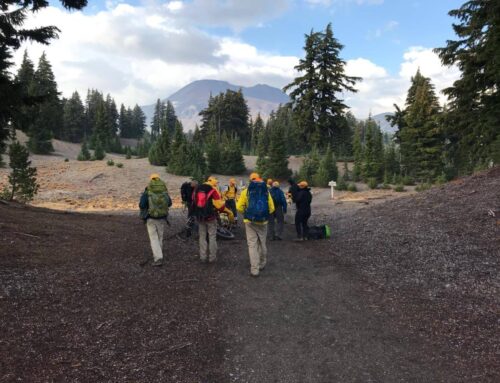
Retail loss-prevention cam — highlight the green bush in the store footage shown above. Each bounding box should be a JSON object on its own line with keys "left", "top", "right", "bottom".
{"left": 347, "top": 183, "right": 357, "bottom": 192}
{"left": 402, "top": 175, "right": 415, "bottom": 186}
{"left": 393, "top": 184, "right": 405, "bottom": 192}
{"left": 415, "top": 183, "right": 432, "bottom": 192}
{"left": 335, "top": 175, "right": 348, "bottom": 191}
{"left": 116, "top": 162, "right": 124, "bottom": 168}
{"left": 107, "top": 159, "right": 115, "bottom": 166}
{"left": 435, "top": 173, "right": 447, "bottom": 185}
{"left": 367, "top": 177, "right": 378, "bottom": 189}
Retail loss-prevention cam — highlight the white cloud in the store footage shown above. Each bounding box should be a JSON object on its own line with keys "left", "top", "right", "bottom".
{"left": 305, "top": 0, "right": 384, "bottom": 7}
{"left": 344, "top": 47, "right": 460, "bottom": 118}
{"left": 13, "top": 3, "right": 458, "bottom": 121}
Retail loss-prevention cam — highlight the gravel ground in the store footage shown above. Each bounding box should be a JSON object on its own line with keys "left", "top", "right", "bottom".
{"left": 0, "top": 167, "right": 498, "bottom": 382}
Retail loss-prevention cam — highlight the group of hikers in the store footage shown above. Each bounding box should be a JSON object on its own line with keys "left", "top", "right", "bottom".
{"left": 139, "top": 172, "right": 313, "bottom": 276}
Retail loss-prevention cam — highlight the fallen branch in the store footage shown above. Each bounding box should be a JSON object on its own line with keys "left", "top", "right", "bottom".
{"left": 12, "top": 231, "right": 41, "bottom": 239}
{"left": 88, "top": 173, "right": 104, "bottom": 183}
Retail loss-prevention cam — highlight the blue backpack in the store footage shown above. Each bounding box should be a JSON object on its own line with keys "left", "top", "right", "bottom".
{"left": 244, "top": 181, "right": 269, "bottom": 222}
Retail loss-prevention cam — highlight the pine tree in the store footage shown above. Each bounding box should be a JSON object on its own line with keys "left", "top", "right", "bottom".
{"left": 352, "top": 126, "right": 363, "bottom": 181}
{"left": 435, "top": 0, "right": 500, "bottom": 171}
{"left": 251, "top": 113, "right": 264, "bottom": 154}
{"left": 265, "top": 123, "right": 291, "bottom": 179}
{"left": 164, "top": 101, "right": 178, "bottom": 137}
{"left": 77, "top": 139, "right": 91, "bottom": 161}
{"left": 313, "top": 145, "right": 338, "bottom": 187}
{"left": 131, "top": 105, "right": 146, "bottom": 139}
{"left": 219, "top": 135, "right": 246, "bottom": 175}
{"left": 92, "top": 139, "right": 105, "bottom": 161}
{"left": 168, "top": 122, "right": 188, "bottom": 174}
{"left": 63, "top": 91, "right": 85, "bottom": 142}
{"left": 0, "top": 0, "right": 87, "bottom": 161}
{"left": 90, "top": 101, "right": 109, "bottom": 150}
{"left": 148, "top": 129, "right": 170, "bottom": 166}
{"left": 104, "top": 94, "right": 119, "bottom": 141}
{"left": 298, "top": 148, "right": 321, "bottom": 184}
{"left": 150, "top": 99, "right": 164, "bottom": 140}
{"left": 118, "top": 104, "right": 132, "bottom": 138}
{"left": 362, "top": 118, "right": 383, "bottom": 181}
{"left": 6, "top": 141, "right": 39, "bottom": 202}
{"left": 13, "top": 50, "right": 36, "bottom": 133}
{"left": 284, "top": 23, "right": 359, "bottom": 150}
{"left": 206, "top": 131, "right": 221, "bottom": 173}
{"left": 255, "top": 127, "right": 269, "bottom": 175}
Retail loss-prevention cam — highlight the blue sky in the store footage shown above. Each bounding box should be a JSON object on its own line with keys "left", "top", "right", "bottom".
{"left": 20, "top": 0, "right": 464, "bottom": 118}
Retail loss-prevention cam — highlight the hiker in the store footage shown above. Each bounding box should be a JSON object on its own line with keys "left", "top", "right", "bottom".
{"left": 223, "top": 178, "right": 238, "bottom": 224}
{"left": 269, "top": 181, "right": 287, "bottom": 240}
{"left": 180, "top": 179, "right": 198, "bottom": 237}
{"left": 139, "top": 174, "right": 172, "bottom": 266}
{"left": 287, "top": 178, "right": 299, "bottom": 203}
{"left": 294, "top": 181, "right": 312, "bottom": 241}
{"left": 267, "top": 178, "right": 273, "bottom": 189}
{"left": 237, "top": 172, "right": 275, "bottom": 277}
{"left": 192, "top": 176, "right": 231, "bottom": 263}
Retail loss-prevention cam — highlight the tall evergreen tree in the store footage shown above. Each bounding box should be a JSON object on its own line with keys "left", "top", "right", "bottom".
{"left": 62, "top": 91, "right": 85, "bottom": 142}
{"left": 284, "top": 23, "right": 359, "bottom": 150}
{"left": 150, "top": 99, "right": 164, "bottom": 140}
{"left": 313, "top": 145, "right": 338, "bottom": 187}
{"left": 131, "top": 105, "right": 146, "bottom": 139}
{"left": 251, "top": 113, "right": 264, "bottom": 154}
{"left": 265, "top": 123, "right": 291, "bottom": 179}
{"left": 255, "top": 126, "right": 269, "bottom": 175}
{"left": 361, "top": 117, "right": 384, "bottom": 181}
{"left": 164, "top": 100, "right": 178, "bottom": 137}
{"left": 435, "top": 0, "right": 500, "bottom": 171}
{"left": 0, "top": 0, "right": 87, "bottom": 161}
{"left": 13, "top": 50, "right": 36, "bottom": 133}
{"left": 352, "top": 125, "right": 363, "bottom": 181}
{"left": 118, "top": 104, "right": 132, "bottom": 138}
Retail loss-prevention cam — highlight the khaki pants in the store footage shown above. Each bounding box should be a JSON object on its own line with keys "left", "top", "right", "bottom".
{"left": 198, "top": 219, "right": 217, "bottom": 262}
{"left": 245, "top": 222, "right": 268, "bottom": 275}
{"left": 147, "top": 218, "right": 165, "bottom": 261}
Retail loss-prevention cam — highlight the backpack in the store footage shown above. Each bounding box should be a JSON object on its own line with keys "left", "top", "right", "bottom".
{"left": 147, "top": 179, "right": 171, "bottom": 218}
{"left": 244, "top": 181, "right": 270, "bottom": 222}
{"left": 180, "top": 182, "right": 193, "bottom": 203}
{"left": 192, "top": 184, "right": 216, "bottom": 219}
{"left": 307, "top": 224, "right": 331, "bottom": 240}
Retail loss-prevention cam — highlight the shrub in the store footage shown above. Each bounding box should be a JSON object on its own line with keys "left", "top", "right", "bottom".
{"left": 402, "top": 175, "right": 415, "bottom": 186}
{"left": 335, "top": 175, "right": 348, "bottom": 191}
{"left": 77, "top": 140, "right": 91, "bottom": 161}
{"left": 367, "top": 177, "right": 378, "bottom": 189}
{"left": 393, "top": 184, "right": 405, "bottom": 192}
{"left": 4, "top": 141, "right": 39, "bottom": 202}
{"left": 415, "top": 183, "right": 432, "bottom": 192}
{"left": 435, "top": 173, "right": 447, "bottom": 185}
{"left": 92, "top": 140, "right": 106, "bottom": 161}
{"left": 116, "top": 162, "right": 124, "bottom": 168}
{"left": 347, "top": 183, "right": 357, "bottom": 192}
{"left": 125, "top": 146, "right": 132, "bottom": 159}
{"left": 107, "top": 159, "right": 115, "bottom": 166}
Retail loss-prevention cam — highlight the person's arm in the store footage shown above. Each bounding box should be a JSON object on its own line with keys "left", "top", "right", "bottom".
{"left": 236, "top": 188, "right": 248, "bottom": 214}
{"left": 139, "top": 189, "right": 148, "bottom": 210}
{"left": 211, "top": 188, "right": 226, "bottom": 212}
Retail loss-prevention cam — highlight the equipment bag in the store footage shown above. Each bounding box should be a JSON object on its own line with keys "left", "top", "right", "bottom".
{"left": 307, "top": 224, "right": 331, "bottom": 240}
{"left": 147, "top": 179, "right": 171, "bottom": 218}
{"left": 244, "top": 181, "right": 269, "bottom": 222}
{"left": 193, "top": 185, "right": 215, "bottom": 219}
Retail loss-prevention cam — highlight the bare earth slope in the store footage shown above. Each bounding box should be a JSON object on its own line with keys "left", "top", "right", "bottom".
{"left": 1, "top": 168, "right": 498, "bottom": 382}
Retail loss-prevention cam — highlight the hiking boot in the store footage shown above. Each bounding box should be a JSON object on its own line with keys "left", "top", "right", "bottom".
{"left": 259, "top": 264, "right": 266, "bottom": 271}
{"left": 208, "top": 258, "right": 217, "bottom": 264}
{"left": 200, "top": 257, "right": 208, "bottom": 263}
{"left": 152, "top": 259, "right": 163, "bottom": 267}
{"left": 250, "top": 271, "right": 259, "bottom": 277}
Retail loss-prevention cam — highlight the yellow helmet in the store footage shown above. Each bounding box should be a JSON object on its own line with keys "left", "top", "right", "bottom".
{"left": 207, "top": 176, "right": 218, "bottom": 186}
{"left": 150, "top": 173, "right": 160, "bottom": 180}
{"left": 298, "top": 181, "right": 308, "bottom": 188}
{"left": 249, "top": 172, "right": 260, "bottom": 181}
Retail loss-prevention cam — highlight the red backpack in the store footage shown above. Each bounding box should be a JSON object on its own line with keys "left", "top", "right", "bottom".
{"left": 192, "top": 184, "right": 216, "bottom": 219}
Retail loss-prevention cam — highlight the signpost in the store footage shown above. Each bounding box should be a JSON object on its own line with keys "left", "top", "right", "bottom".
{"left": 328, "top": 180, "right": 336, "bottom": 200}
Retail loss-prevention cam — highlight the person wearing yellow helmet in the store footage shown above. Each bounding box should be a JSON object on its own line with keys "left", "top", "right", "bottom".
{"left": 223, "top": 178, "right": 239, "bottom": 224}
{"left": 191, "top": 176, "right": 229, "bottom": 263}
{"left": 139, "top": 174, "right": 172, "bottom": 266}
{"left": 237, "top": 172, "right": 275, "bottom": 277}
{"left": 269, "top": 181, "right": 287, "bottom": 241}
{"left": 294, "top": 181, "right": 312, "bottom": 241}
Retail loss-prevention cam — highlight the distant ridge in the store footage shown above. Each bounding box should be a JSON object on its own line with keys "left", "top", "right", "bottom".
{"left": 141, "top": 79, "right": 290, "bottom": 131}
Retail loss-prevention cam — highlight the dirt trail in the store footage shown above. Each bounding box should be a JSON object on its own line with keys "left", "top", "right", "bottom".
{"left": 1, "top": 168, "right": 498, "bottom": 382}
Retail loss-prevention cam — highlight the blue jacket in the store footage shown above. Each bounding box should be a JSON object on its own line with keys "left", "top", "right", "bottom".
{"left": 270, "top": 186, "right": 287, "bottom": 214}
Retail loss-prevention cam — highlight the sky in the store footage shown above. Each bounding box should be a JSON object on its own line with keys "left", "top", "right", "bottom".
{"left": 15, "top": 0, "right": 464, "bottom": 118}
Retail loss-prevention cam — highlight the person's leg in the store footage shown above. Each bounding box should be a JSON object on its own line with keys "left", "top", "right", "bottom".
{"left": 295, "top": 211, "right": 303, "bottom": 238}
{"left": 207, "top": 219, "right": 218, "bottom": 262}
{"left": 303, "top": 212, "right": 311, "bottom": 239}
{"left": 245, "top": 223, "right": 260, "bottom": 276}
{"left": 157, "top": 219, "right": 165, "bottom": 251}
{"left": 147, "top": 219, "right": 163, "bottom": 262}
{"left": 268, "top": 212, "right": 275, "bottom": 239}
{"left": 275, "top": 208, "right": 284, "bottom": 239}
{"left": 255, "top": 223, "right": 268, "bottom": 270}
{"left": 198, "top": 220, "right": 208, "bottom": 261}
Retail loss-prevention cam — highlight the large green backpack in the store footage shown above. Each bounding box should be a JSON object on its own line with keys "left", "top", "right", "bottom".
{"left": 147, "top": 179, "right": 170, "bottom": 218}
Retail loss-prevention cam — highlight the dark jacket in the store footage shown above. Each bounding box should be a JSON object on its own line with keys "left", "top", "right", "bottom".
{"left": 288, "top": 179, "right": 299, "bottom": 202}
{"left": 270, "top": 186, "right": 287, "bottom": 214}
{"left": 295, "top": 187, "right": 312, "bottom": 214}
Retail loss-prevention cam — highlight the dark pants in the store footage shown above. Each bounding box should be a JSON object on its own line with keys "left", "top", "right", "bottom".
{"left": 268, "top": 206, "right": 284, "bottom": 239}
{"left": 225, "top": 199, "right": 237, "bottom": 219}
{"left": 295, "top": 210, "right": 311, "bottom": 239}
